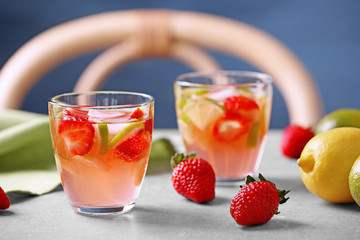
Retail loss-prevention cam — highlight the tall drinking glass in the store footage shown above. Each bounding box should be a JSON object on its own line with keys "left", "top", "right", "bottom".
{"left": 174, "top": 71, "right": 272, "bottom": 181}
{"left": 48, "top": 91, "right": 154, "bottom": 215}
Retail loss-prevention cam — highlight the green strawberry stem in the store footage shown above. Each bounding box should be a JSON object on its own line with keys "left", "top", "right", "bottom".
{"left": 170, "top": 152, "right": 196, "bottom": 169}
{"left": 244, "top": 173, "right": 290, "bottom": 205}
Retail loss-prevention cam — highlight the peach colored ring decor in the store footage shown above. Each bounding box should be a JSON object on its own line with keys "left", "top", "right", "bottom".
{"left": 0, "top": 9, "right": 323, "bottom": 127}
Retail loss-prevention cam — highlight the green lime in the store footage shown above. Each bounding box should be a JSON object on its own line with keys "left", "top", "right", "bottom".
{"left": 315, "top": 108, "right": 360, "bottom": 134}
{"left": 176, "top": 98, "right": 187, "bottom": 110}
{"left": 182, "top": 98, "right": 225, "bottom": 130}
{"left": 109, "top": 122, "right": 144, "bottom": 147}
{"left": 178, "top": 113, "right": 192, "bottom": 125}
{"left": 98, "top": 122, "right": 109, "bottom": 154}
{"left": 247, "top": 121, "right": 260, "bottom": 148}
{"left": 191, "top": 88, "right": 209, "bottom": 95}
{"left": 147, "top": 138, "right": 176, "bottom": 174}
{"left": 349, "top": 155, "right": 360, "bottom": 207}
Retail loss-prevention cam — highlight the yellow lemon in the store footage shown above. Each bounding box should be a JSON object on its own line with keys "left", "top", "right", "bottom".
{"left": 298, "top": 127, "right": 360, "bottom": 203}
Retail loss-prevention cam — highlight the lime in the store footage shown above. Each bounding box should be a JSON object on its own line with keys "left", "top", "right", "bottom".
{"left": 98, "top": 122, "right": 109, "bottom": 153}
{"left": 182, "top": 98, "right": 225, "bottom": 130}
{"left": 349, "top": 155, "right": 360, "bottom": 207}
{"left": 147, "top": 138, "right": 176, "bottom": 175}
{"left": 178, "top": 113, "right": 192, "bottom": 125}
{"left": 177, "top": 115, "right": 196, "bottom": 144}
{"left": 315, "top": 108, "right": 360, "bottom": 134}
{"left": 176, "top": 98, "right": 187, "bottom": 110}
{"left": 298, "top": 127, "right": 360, "bottom": 203}
{"left": 109, "top": 122, "right": 144, "bottom": 147}
{"left": 247, "top": 121, "right": 260, "bottom": 148}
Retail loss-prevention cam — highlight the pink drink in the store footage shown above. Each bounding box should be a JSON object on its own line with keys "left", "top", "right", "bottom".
{"left": 49, "top": 92, "right": 154, "bottom": 214}
{"left": 174, "top": 71, "right": 272, "bottom": 181}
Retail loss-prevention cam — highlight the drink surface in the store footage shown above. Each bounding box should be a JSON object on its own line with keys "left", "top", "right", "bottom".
{"left": 175, "top": 86, "right": 271, "bottom": 180}
{"left": 49, "top": 106, "right": 153, "bottom": 207}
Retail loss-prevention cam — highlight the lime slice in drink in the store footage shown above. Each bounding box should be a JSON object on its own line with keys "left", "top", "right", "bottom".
{"left": 247, "top": 121, "right": 260, "bottom": 148}
{"left": 182, "top": 98, "right": 225, "bottom": 130}
{"left": 98, "top": 122, "right": 109, "bottom": 154}
{"left": 192, "top": 88, "right": 209, "bottom": 95}
{"left": 176, "top": 98, "right": 188, "bottom": 110}
{"left": 178, "top": 113, "right": 192, "bottom": 125}
{"left": 236, "top": 87, "right": 255, "bottom": 98}
{"left": 109, "top": 122, "right": 145, "bottom": 147}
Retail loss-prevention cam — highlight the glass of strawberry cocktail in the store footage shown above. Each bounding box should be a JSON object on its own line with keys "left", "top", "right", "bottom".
{"left": 174, "top": 71, "right": 272, "bottom": 181}
{"left": 48, "top": 91, "right": 154, "bottom": 215}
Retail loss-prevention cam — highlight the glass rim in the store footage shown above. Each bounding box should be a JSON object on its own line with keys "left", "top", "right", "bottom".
{"left": 48, "top": 91, "right": 155, "bottom": 109}
{"left": 175, "top": 70, "right": 273, "bottom": 87}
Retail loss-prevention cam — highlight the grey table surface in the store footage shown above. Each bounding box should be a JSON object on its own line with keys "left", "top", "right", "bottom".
{"left": 1, "top": 129, "right": 359, "bottom": 239}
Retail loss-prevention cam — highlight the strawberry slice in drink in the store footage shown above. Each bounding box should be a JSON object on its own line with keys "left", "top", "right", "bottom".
{"left": 213, "top": 114, "right": 249, "bottom": 142}
{"left": 58, "top": 118, "right": 95, "bottom": 156}
{"left": 130, "top": 107, "right": 153, "bottom": 134}
{"left": 130, "top": 108, "right": 145, "bottom": 119}
{"left": 114, "top": 130, "right": 151, "bottom": 162}
{"left": 62, "top": 108, "right": 90, "bottom": 120}
{"left": 224, "top": 95, "right": 259, "bottom": 122}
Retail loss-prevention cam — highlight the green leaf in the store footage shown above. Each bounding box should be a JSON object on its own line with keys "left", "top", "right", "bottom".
{"left": 0, "top": 116, "right": 55, "bottom": 172}
{"left": 0, "top": 110, "right": 59, "bottom": 195}
{"left": 0, "top": 109, "right": 45, "bottom": 131}
{"left": 0, "top": 170, "right": 60, "bottom": 195}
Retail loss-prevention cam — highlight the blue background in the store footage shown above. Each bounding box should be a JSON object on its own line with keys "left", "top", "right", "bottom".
{"left": 1, "top": 0, "right": 359, "bottom": 129}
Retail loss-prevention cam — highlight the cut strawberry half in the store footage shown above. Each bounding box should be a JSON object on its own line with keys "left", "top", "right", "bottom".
{"left": 224, "top": 95, "right": 259, "bottom": 121}
{"left": 213, "top": 114, "right": 249, "bottom": 142}
{"left": 58, "top": 118, "right": 95, "bottom": 156}
{"left": 114, "top": 130, "right": 151, "bottom": 162}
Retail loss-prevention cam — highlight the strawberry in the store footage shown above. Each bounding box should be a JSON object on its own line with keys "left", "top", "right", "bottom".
{"left": 62, "top": 108, "right": 90, "bottom": 120}
{"left": 0, "top": 187, "right": 10, "bottom": 210}
{"left": 144, "top": 118, "right": 153, "bottom": 134}
{"left": 230, "top": 174, "right": 289, "bottom": 226}
{"left": 171, "top": 153, "right": 215, "bottom": 203}
{"left": 114, "top": 130, "right": 151, "bottom": 162}
{"left": 224, "top": 95, "right": 259, "bottom": 121}
{"left": 58, "top": 118, "right": 95, "bottom": 156}
{"left": 130, "top": 107, "right": 153, "bottom": 134}
{"left": 213, "top": 114, "right": 249, "bottom": 141}
{"left": 130, "top": 108, "right": 145, "bottom": 119}
{"left": 281, "top": 124, "right": 315, "bottom": 158}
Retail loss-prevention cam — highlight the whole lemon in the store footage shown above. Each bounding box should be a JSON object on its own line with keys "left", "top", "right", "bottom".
{"left": 315, "top": 108, "right": 360, "bottom": 134}
{"left": 298, "top": 127, "right": 360, "bottom": 203}
{"left": 349, "top": 156, "right": 360, "bottom": 207}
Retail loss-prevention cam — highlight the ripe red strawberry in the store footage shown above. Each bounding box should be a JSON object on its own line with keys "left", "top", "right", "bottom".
{"left": 230, "top": 174, "right": 289, "bottom": 226}
{"left": 58, "top": 118, "right": 95, "bottom": 156}
{"left": 62, "top": 108, "right": 90, "bottom": 120}
{"left": 144, "top": 118, "right": 153, "bottom": 134}
{"left": 281, "top": 124, "right": 315, "bottom": 158}
{"left": 171, "top": 153, "right": 215, "bottom": 203}
{"left": 0, "top": 187, "right": 10, "bottom": 210}
{"left": 114, "top": 130, "right": 151, "bottom": 162}
{"left": 224, "top": 95, "right": 259, "bottom": 121}
{"left": 130, "top": 108, "right": 145, "bottom": 119}
{"left": 213, "top": 114, "right": 249, "bottom": 141}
